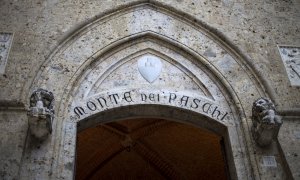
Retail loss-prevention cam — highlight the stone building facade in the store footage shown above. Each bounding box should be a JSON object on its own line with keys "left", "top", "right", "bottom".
{"left": 0, "top": 0, "right": 300, "bottom": 179}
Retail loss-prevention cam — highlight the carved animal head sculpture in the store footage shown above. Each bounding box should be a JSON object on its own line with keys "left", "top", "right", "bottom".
{"left": 28, "top": 89, "right": 54, "bottom": 139}
{"left": 29, "top": 88, "right": 54, "bottom": 110}
{"left": 252, "top": 97, "right": 282, "bottom": 147}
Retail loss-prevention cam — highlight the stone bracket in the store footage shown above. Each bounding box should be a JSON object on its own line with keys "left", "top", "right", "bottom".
{"left": 27, "top": 88, "right": 54, "bottom": 139}
{"left": 252, "top": 97, "right": 282, "bottom": 147}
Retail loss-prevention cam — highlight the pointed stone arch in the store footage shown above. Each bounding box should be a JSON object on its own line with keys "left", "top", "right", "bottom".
{"left": 21, "top": 2, "right": 279, "bottom": 180}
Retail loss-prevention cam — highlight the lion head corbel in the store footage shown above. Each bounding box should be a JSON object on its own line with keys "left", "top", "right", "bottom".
{"left": 252, "top": 97, "right": 282, "bottom": 147}
{"left": 27, "top": 88, "right": 54, "bottom": 139}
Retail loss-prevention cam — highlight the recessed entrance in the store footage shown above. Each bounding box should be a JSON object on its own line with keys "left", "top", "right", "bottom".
{"left": 75, "top": 118, "right": 228, "bottom": 180}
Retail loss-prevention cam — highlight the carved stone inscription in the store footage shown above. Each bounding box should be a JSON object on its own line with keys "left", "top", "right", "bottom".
{"left": 72, "top": 90, "right": 229, "bottom": 122}
{"left": 278, "top": 46, "right": 300, "bottom": 86}
{"left": 0, "top": 32, "right": 13, "bottom": 74}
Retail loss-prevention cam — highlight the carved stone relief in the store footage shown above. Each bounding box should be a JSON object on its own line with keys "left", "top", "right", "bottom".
{"left": 252, "top": 97, "right": 282, "bottom": 147}
{"left": 27, "top": 89, "right": 54, "bottom": 139}
{"left": 0, "top": 32, "right": 13, "bottom": 74}
{"left": 278, "top": 46, "right": 300, "bottom": 86}
{"left": 138, "top": 55, "right": 162, "bottom": 83}
{"left": 69, "top": 41, "right": 232, "bottom": 123}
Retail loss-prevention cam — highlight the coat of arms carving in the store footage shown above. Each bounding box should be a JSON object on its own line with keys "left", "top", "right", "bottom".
{"left": 138, "top": 55, "right": 162, "bottom": 83}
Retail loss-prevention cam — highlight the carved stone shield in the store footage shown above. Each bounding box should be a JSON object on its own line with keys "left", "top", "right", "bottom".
{"left": 138, "top": 55, "right": 162, "bottom": 83}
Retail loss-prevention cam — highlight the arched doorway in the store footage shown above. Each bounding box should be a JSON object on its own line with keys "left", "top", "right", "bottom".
{"left": 21, "top": 2, "right": 278, "bottom": 179}
{"left": 76, "top": 118, "right": 228, "bottom": 180}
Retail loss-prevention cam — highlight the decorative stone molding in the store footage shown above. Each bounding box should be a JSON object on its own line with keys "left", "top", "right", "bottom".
{"left": 252, "top": 97, "right": 282, "bottom": 147}
{"left": 27, "top": 89, "right": 54, "bottom": 139}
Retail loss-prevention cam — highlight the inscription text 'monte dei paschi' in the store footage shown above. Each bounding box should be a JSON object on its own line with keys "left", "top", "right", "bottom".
{"left": 72, "top": 90, "right": 229, "bottom": 122}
